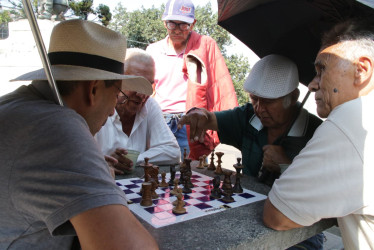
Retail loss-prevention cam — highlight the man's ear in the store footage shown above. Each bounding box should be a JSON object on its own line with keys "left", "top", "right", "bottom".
{"left": 291, "top": 88, "right": 300, "bottom": 104}
{"left": 190, "top": 19, "right": 197, "bottom": 29}
{"left": 86, "top": 80, "right": 100, "bottom": 106}
{"left": 354, "top": 56, "right": 373, "bottom": 87}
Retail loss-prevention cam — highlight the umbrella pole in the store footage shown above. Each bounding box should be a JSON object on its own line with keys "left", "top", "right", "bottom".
{"left": 22, "top": 0, "right": 64, "bottom": 106}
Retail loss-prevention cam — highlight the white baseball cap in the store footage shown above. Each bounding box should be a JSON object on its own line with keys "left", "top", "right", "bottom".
{"left": 243, "top": 54, "right": 299, "bottom": 98}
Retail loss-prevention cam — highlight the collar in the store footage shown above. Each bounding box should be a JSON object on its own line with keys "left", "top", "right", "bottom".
{"left": 249, "top": 105, "right": 309, "bottom": 137}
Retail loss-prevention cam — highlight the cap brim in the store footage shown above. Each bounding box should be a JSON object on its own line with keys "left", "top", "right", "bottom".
{"left": 162, "top": 15, "right": 194, "bottom": 24}
{"left": 11, "top": 65, "right": 153, "bottom": 96}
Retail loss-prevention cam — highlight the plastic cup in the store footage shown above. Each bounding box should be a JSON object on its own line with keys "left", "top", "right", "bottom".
{"left": 124, "top": 149, "right": 140, "bottom": 173}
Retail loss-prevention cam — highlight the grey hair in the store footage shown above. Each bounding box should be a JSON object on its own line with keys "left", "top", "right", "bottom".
{"left": 282, "top": 93, "right": 292, "bottom": 109}
{"left": 124, "top": 48, "right": 155, "bottom": 74}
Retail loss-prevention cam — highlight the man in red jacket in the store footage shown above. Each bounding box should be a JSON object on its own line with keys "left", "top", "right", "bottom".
{"left": 146, "top": 0, "right": 238, "bottom": 161}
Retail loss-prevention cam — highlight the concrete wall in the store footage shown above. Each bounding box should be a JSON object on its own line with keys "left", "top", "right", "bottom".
{"left": 0, "top": 19, "right": 58, "bottom": 96}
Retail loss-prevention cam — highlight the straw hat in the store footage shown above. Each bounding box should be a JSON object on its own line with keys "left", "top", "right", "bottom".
{"left": 243, "top": 54, "right": 299, "bottom": 99}
{"left": 11, "top": 19, "right": 152, "bottom": 95}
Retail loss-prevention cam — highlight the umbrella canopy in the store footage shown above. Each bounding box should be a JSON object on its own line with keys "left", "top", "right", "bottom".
{"left": 217, "top": 0, "right": 374, "bottom": 85}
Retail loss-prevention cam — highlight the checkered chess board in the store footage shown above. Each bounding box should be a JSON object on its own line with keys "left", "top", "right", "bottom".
{"left": 116, "top": 171, "right": 267, "bottom": 228}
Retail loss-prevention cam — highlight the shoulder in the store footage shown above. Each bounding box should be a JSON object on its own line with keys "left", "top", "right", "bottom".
{"left": 146, "top": 37, "right": 167, "bottom": 54}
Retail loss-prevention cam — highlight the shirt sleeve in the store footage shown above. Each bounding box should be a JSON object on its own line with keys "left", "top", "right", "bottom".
{"left": 138, "top": 98, "right": 181, "bottom": 165}
{"left": 269, "top": 120, "right": 364, "bottom": 226}
{"left": 215, "top": 104, "right": 250, "bottom": 149}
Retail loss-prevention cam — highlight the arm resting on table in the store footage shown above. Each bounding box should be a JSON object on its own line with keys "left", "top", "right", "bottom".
{"left": 263, "top": 198, "right": 303, "bottom": 231}
{"left": 71, "top": 204, "right": 159, "bottom": 250}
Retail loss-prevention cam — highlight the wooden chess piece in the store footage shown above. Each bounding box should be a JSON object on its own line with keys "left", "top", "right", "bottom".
{"left": 172, "top": 188, "right": 185, "bottom": 206}
{"left": 182, "top": 175, "right": 192, "bottom": 194}
{"left": 172, "top": 192, "right": 186, "bottom": 214}
{"left": 197, "top": 156, "right": 204, "bottom": 169}
{"left": 170, "top": 178, "right": 179, "bottom": 195}
{"left": 140, "top": 182, "right": 153, "bottom": 206}
{"left": 179, "top": 161, "right": 185, "bottom": 185}
{"left": 208, "top": 149, "right": 216, "bottom": 170}
{"left": 214, "top": 152, "right": 224, "bottom": 175}
{"left": 233, "top": 158, "right": 244, "bottom": 193}
{"left": 184, "top": 159, "right": 194, "bottom": 188}
{"left": 149, "top": 165, "right": 159, "bottom": 184}
{"left": 210, "top": 175, "right": 222, "bottom": 199}
{"left": 149, "top": 178, "right": 159, "bottom": 199}
{"left": 203, "top": 155, "right": 209, "bottom": 168}
{"left": 168, "top": 165, "right": 176, "bottom": 186}
{"left": 159, "top": 171, "right": 169, "bottom": 187}
{"left": 222, "top": 170, "right": 235, "bottom": 202}
{"left": 140, "top": 157, "right": 153, "bottom": 182}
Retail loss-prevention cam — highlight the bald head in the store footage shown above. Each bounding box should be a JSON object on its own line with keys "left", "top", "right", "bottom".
{"left": 124, "top": 48, "right": 155, "bottom": 84}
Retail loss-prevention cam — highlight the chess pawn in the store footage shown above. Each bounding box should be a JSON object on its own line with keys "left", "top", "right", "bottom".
{"left": 233, "top": 158, "right": 244, "bottom": 193}
{"left": 170, "top": 178, "right": 179, "bottom": 195}
{"left": 197, "top": 156, "right": 204, "bottom": 169}
{"left": 208, "top": 150, "right": 216, "bottom": 170}
{"left": 168, "top": 165, "right": 176, "bottom": 186}
{"left": 214, "top": 152, "right": 224, "bottom": 175}
{"left": 140, "top": 182, "right": 153, "bottom": 207}
{"left": 172, "top": 192, "right": 186, "bottom": 214}
{"left": 159, "top": 171, "right": 169, "bottom": 187}
{"left": 172, "top": 188, "right": 185, "bottom": 206}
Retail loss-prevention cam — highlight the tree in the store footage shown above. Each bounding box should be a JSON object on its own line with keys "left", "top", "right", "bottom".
{"left": 96, "top": 4, "right": 111, "bottom": 26}
{"left": 109, "top": 2, "right": 250, "bottom": 105}
{"left": 68, "top": 0, "right": 94, "bottom": 20}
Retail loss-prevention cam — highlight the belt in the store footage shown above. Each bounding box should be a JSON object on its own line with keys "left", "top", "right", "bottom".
{"left": 163, "top": 112, "right": 184, "bottom": 119}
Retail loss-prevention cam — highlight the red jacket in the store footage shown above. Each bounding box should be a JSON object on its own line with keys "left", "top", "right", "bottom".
{"left": 183, "top": 31, "right": 238, "bottom": 160}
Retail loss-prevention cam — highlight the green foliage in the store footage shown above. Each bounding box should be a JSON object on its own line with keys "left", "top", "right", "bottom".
{"left": 68, "top": 0, "right": 94, "bottom": 20}
{"left": 0, "top": 10, "right": 11, "bottom": 24}
{"left": 6, "top": 0, "right": 38, "bottom": 19}
{"left": 109, "top": 3, "right": 166, "bottom": 49}
{"left": 96, "top": 4, "right": 111, "bottom": 26}
{"left": 109, "top": 2, "right": 250, "bottom": 105}
{"left": 225, "top": 55, "right": 251, "bottom": 105}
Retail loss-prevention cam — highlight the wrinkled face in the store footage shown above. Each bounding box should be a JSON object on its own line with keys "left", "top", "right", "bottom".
{"left": 164, "top": 20, "right": 195, "bottom": 45}
{"left": 308, "top": 43, "right": 355, "bottom": 118}
{"left": 92, "top": 80, "right": 121, "bottom": 134}
{"left": 116, "top": 60, "right": 154, "bottom": 116}
{"left": 250, "top": 94, "right": 291, "bottom": 129}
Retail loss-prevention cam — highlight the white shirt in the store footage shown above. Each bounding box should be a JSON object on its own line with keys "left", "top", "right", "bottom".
{"left": 269, "top": 94, "right": 374, "bottom": 250}
{"left": 95, "top": 98, "right": 181, "bottom": 165}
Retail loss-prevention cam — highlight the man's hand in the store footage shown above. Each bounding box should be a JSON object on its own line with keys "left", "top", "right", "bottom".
{"left": 110, "top": 148, "right": 133, "bottom": 174}
{"left": 262, "top": 145, "right": 291, "bottom": 174}
{"left": 177, "top": 107, "right": 218, "bottom": 143}
{"left": 104, "top": 155, "right": 118, "bottom": 178}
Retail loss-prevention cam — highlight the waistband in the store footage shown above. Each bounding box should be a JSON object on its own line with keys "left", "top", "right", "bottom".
{"left": 163, "top": 112, "right": 184, "bottom": 119}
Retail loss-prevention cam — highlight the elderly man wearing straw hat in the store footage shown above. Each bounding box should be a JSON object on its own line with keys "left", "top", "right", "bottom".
{"left": 178, "top": 54, "right": 324, "bottom": 249}
{"left": 0, "top": 20, "right": 158, "bottom": 249}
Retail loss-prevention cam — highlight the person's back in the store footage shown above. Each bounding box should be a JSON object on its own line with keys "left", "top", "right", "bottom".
{"left": 0, "top": 19, "right": 158, "bottom": 249}
{"left": 0, "top": 83, "right": 108, "bottom": 248}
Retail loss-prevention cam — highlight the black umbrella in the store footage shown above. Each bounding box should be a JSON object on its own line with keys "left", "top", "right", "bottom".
{"left": 217, "top": 0, "right": 374, "bottom": 85}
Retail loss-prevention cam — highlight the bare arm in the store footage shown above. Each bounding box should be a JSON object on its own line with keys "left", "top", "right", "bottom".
{"left": 263, "top": 198, "right": 303, "bottom": 231}
{"left": 71, "top": 204, "right": 159, "bottom": 250}
{"left": 177, "top": 108, "right": 218, "bottom": 143}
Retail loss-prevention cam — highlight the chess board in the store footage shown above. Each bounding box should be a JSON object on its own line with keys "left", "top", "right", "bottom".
{"left": 116, "top": 171, "right": 267, "bottom": 228}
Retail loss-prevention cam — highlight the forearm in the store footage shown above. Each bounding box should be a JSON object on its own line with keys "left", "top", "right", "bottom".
{"left": 263, "top": 198, "right": 302, "bottom": 231}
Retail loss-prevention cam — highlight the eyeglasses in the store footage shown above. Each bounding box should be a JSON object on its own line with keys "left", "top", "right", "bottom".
{"left": 116, "top": 87, "right": 129, "bottom": 104}
{"left": 166, "top": 21, "right": 191, "bottom": 31}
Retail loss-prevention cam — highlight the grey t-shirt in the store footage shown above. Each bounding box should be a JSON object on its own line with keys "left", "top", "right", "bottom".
{"left": 0, "top": 81, "right": 127, "bottom": 249}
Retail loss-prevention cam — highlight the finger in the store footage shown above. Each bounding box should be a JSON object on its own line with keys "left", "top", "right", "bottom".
{"left": 115, "top": 147, "right": 127, "bottom": 156}
{"left": 105, "top": 155, "right": 118, "bottom": 166}
{"left": 177, "top": 116, "right": 189, "bottom": 129}
{"left": 198, "top": 129, "right": 206, "bottom": 143}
